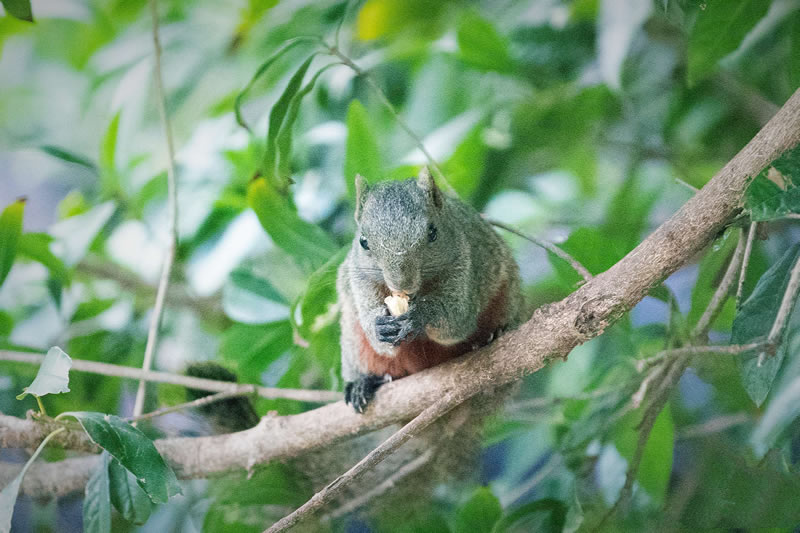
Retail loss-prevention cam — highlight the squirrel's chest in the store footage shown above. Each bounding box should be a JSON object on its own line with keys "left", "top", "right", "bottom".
{"left": 354, "top": 281, "right": 509, "bottom": 379}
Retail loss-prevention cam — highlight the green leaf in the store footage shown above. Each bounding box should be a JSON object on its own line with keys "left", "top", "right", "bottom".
{"left": 0, "top": 198, "right": 24, "bottom": 289}
{"left": 246, "top": 176, "right": 338, "bottom": 273}
{"left": 457, "top": 10, "right": 513, "bottom": 73}
{"left": 83, "top": 451, "right": 111, "bottom": 533}
{"left": 493, "top": 498, "right": 567, "bottom": 533}
{"left": 688, "top": 228, "right": 738, "bottom": 328}
{"left": 733, "top": 243, "right": 800, "bottom": 406}
{"left": 0, "top": 310, "right": 12, "bottom": 336}
{"left": 229, "top": 269, "right": 288, "bottom": 305}
{"left": 745, "top": 144, "right": 800, "bottom": 221}
{"left": 687, "top": 0, "right": 771, "bottom": 84}
{"left": 17, "top": 232, "right": 71, "bottom": 284}
{"left": 108, "top": 457, "right": 152, "bottom": 525}
{"left": 442, "top": 123, "right": 488, "bottom": 200}
{"left": 292, "top": 246, "right": 348, "bottom": 340}
{"left": 614, "top": 404, "right": 675, "bottom": 504}
{"left": 100, "top": 111, "right": 120, "bottom": 172}
{"left": 48, "top": 200, "right": 115, "bottom": 266}
{"left": 276, "top": 63, "right": 336, "bottom": 183}
{"left": 220, "top": 320, "right": 293, "bottom": 382}
{"left": 40, "top": 145, "right": 98, "bottom": 172}
{"left": 16, "top": 346, "right": 72, "bottom": 400}
{"left": 455, "top": 487, "right": 502, "bottom": 533}
{"left": 71, "top": 298, "right": 116, "bottom": 323}
{"left": 261, "top": 54, "right": 316, "bottom": 189}
{"left": 60, "top": 412, "right": 181, "bottom": 503}
{"left": 344, "top": 99, "right": 383, "bottom": 202}
{"left": 234, "top": 37, "right": 316, "bottom": 133}
{"left": 0, "top": 0, "right": 33, "bottom": 22}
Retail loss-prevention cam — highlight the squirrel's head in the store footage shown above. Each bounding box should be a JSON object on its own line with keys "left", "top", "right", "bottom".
{"left": 353, "top": 167, "right": 457, "bottom": 296}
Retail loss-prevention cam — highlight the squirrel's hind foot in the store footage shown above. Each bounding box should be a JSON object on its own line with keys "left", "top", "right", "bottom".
{"left": 345, "top": 374, "right": 391, "bottom": 413}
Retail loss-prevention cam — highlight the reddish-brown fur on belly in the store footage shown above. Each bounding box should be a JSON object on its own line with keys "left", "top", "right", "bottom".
{"left": 355, "top": 281, "right": 509, "bottom": 378}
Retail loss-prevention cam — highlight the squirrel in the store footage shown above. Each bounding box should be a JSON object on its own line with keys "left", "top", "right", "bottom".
{"left": 338, "top": 167, "right": 526, "bottom": 412}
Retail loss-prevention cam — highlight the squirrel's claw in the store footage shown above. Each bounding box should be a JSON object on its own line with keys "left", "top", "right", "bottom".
{"left": 375, "top": 312, "right": 419, "bottom": 345}
{"left": 345, "top": 374, "right": 388, "bottom": 413}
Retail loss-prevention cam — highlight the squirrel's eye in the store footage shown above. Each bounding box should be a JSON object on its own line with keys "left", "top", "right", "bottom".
{"left": 427, "top": 224, "right": 438, "bottom": 243}
{"left": 359, "top": 236, "right": 369, "bottom": 250}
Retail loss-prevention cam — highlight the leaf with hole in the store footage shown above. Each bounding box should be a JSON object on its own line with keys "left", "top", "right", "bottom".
{"left": 16, "top": 346, "right": 72, "bottom": 400}
{"left": 60, "top": 412, "right": 181, "bottom": 503}
{"left": 733, "top": 243, "right": 800, "bottom": 406}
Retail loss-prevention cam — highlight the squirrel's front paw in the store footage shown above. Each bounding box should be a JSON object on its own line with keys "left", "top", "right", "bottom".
{"left": 345, "top": 374, "right": 390, "bottom": 413}
{"left": 375, "top": 311, "right": 420, "bottom": 345}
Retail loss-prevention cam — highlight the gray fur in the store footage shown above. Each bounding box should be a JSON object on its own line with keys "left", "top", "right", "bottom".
{"left": 338, "top": 168, "right": 525, "bottom": 384}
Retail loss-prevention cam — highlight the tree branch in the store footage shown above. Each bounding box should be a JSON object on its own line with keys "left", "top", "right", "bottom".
{"left": 266, "top": 393, "right": 463, "bottom": 532}
{"left": 3, "top": 86, "right": 799, "bottom": 499}
{"left": 0, "top": 350, "right": 341, "bottom": 403}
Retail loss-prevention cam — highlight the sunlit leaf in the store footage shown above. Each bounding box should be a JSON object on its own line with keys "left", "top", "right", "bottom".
{"left": 456, "top": 10, "right": 513, "bottom": 73}
{"left": 733, "top": 243, "right": 800, "bottom": 406}
{"left": 108, "top": 457, "right": 152, "bottom": 525}
{"left": 0, "top": 0, "right": 33, "bottom": 22}
{"left": 16, "top": 346, "right": 72, "bottom": 400}
{"left": 60, "top": 412, "right": 181, "bottom": 503}
{"left": 0, "top": 197, "right": 24, "bottom": 289}
{"left": 83, "top": 451, "right": 111, "bottom": 533}
{"left": 455, "top": 487, "right": 501, "bottom": 533}
{"left": 48, "top": 201, "right": 115, "bottom": 266}
{"left": 687, "top": 0, "right": 770, "bottom": 84}
{"left": 345, "top": 99, "right": 383, "bottom": 202}
{"left": 246, "top": 177, "right": 338, "bottom": 273}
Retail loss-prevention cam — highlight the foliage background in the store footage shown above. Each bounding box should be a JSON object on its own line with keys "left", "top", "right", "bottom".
{"left": 1, "top": 0, "right": 800, "bottom": 531}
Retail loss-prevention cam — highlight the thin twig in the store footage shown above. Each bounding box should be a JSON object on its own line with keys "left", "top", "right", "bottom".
{"left": 486, "top": 218, "right": 593, "bottom": 282}
{"left": 324, "top": 450, "right": 435, "bottom": 521}
{"left": 758, "top": 250, "right": 800, "bottom": 365}
{"left": 326, "top": 45, "right": 456, "bottom": 196}
{"left": 265, "top": 393, "right": 464, "bottom": 532}
{"left": 635, "top": 342, "right": 764, "bottom": 371}
{"left": 736, "top": 221, "right": 758, "bottom": 308}
{"left": 127, "top": 388, "right": 256, "bottom": 423}
{"left": 133, "top": 0, "right": 180, "bottom": 419}
{"left": 675, "top": 177, "right": 699, "bottom": 193}
{"left": 678, "top": 412, "right": 750, "bottom": 439}
{"left": 691, "top": 229, "right": 746, "bottom": 339}
{"left": 0, "top": 350, "right": 341, "bottom": 403}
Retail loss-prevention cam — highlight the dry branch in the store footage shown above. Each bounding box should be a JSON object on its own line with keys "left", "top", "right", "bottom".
{"left": 2, "top": 87, "right": 799, "bottom": 499}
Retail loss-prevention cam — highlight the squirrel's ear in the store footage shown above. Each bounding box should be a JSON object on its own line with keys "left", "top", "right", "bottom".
{"left": 354, "top": 174, "right": 368, "bottom": 220}
{"left": 417, "top": 166, "right": 442, "bottom": 209}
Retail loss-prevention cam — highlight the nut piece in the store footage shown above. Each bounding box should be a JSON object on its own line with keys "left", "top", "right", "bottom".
{"left": 384, "top": 292, "right": 409, "bottom": 316}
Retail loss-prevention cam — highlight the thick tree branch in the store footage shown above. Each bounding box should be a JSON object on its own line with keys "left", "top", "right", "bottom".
{"left": 3, "top": 87, "right": 799, "bottom": 499}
